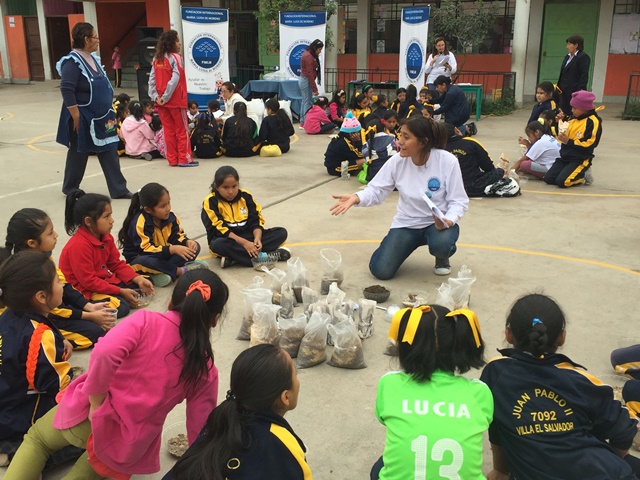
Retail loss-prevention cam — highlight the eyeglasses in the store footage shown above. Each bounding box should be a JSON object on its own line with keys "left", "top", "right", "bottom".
{"left": 88, "top": 35, "right": 99, "bottom": 40}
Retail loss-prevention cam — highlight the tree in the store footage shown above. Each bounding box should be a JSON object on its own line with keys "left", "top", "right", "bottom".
{"left": 429, "top": 0, "right": 498, "bottom": 53}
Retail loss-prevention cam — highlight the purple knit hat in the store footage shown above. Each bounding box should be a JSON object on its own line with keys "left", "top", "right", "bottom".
{"left": 570, "top": 90, "right": 595, "bottom": 111}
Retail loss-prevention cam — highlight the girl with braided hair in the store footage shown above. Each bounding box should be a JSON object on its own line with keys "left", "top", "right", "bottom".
{"left": 481, "top": 293, "right": 640, "bottom": 480}
{"left": 165, "top": 344, "right": 307, "bottom": 480}
{"left": 5, "top": 270, "right": 228, "bottom": 480}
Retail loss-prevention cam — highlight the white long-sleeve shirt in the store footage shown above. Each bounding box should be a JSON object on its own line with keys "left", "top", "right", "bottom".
{"left": 355, "top": 149, "right": 468, "bottom": 229}
{"left": 423, "top": 53, "right": 457, "bottom": 85}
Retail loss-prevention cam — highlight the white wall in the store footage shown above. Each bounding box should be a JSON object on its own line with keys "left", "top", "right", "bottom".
{"left": 592, "top": 0, "right": 614, "bottom": 101}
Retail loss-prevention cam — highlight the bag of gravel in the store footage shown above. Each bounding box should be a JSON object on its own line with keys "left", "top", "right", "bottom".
{"left": 328, "top": 320, "right": 367, "bottom": 369}
{"left": 237, "top": 288, "right": 273, "bottom": 340}
{"left": 278, "top": 313, "right": 308, "bottom": 358}
{"left": 250, "top": 303, "right": 282, "bottom": 347}
{"left": 297, "top": 312, "right": 331, "bottom": 368}
{"left": 320, "top": 248, "right": 344, "bottom": 295}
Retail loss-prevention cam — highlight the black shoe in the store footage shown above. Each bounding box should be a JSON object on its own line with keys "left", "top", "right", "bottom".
{"left": 434, "top": 257, "right": 451, "bottom": 276}
{"left": 466, "top": 122, "right": 477, "bottom": 136}
{"left": 275, "top": 247, "right": 291, "bottom": 261}
{"left": 113, "top": 191, "right": 134, "bottom": 199}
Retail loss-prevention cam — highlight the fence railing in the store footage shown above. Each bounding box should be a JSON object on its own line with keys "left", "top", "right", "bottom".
{"left": 232, "top": 66, "right": 516, "bottom": 110}
{"left": 623, "top": 73, "right": 640, "bottom": 120}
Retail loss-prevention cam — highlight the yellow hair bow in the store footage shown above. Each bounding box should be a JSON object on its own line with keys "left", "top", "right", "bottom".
{"left": 388, "top": 305, "right": 431, "bottom": 345}
{"left": 446, "top": 309, "right": 482, "bottom": 348}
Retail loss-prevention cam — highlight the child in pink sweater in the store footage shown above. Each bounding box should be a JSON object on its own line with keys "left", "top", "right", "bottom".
{"left": 4, "top": 270, "right": 228, "bottom": 480}
{"left": 303, "top": 96, "right": 337, "bottom": 135}
{"left": 120, "top": 101, "right": 163, "bottom": 161}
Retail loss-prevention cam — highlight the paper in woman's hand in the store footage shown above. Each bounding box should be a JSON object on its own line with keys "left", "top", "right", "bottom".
{"left": 422, "top": 193, "right": 448, "bottom": 227}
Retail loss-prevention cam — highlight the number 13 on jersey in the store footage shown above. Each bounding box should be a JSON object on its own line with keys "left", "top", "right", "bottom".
{"left": 411, "top": 435, "right": 464, "bottom": 480}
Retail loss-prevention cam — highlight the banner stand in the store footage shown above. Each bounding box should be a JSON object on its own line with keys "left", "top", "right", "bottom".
{"left": 398, "top": 6, "right": 430, "bottom": 88}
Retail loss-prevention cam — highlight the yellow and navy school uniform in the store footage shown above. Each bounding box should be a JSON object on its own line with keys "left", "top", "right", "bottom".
{"left": 123, "top": 210, "right": 199, "bottom": 281}
{"left": 390, "top": 99, "right": 401, "bottom": 114}
{"left": 528, "top": 98, "right": 557, "bottom": 124}
{"left": 0, "top": 309, "right": 72, "bottom": 450}
{"left": 201, "top": 189, "right": 287, "bottom": 267}
{"left": 352, "top": 107, "right": 371, "bottom": 126}
{"left": 323, "top": 132, "right": 364, "bottom": 177}
{"left": 162, "top": 411, "right": 311, "bottom": 480}
{"left": 480, "top": 348, "right": 637, "bottom": 480}
{"left": 50, "top": 266, "right": 106, "bottom": 350}
{"left": 543, "top": 109, "right": 602, "bottom": 188}
{"left": 611, "top": 345, "right": 640, "bottom": 417}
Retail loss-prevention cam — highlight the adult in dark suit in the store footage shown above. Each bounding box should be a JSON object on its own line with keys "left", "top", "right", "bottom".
{"left": 557, "top": 34, "right": 591, "bottom": 115}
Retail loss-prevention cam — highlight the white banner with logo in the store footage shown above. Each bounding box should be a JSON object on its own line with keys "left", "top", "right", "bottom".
{"left": 398, "top": 6, "right": 430, "bottom": 88}
{"left": 279, "top": 11, "right": 326, "bottom": 93}
{"left": 182, "top": 7, "right": 229, "bottom": 105}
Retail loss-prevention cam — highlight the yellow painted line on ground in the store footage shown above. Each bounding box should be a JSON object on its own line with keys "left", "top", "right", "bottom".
{"left": 27, "top": 133, "right": 65, "bottom": 155}
{"left": 5, "top": 111, "right": 14, "bottom": 119}
{"left": 521, "top": 189, "right": 640, "bottom": 198}
{"left": 198, "top": 239, "right": 640, "bottom": 277}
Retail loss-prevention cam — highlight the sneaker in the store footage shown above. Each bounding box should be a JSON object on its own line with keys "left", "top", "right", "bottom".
{"left": 583, "top": 167, "right": 594, "bottom": 185}
{"left": 434, "top": 257, "right": 451, "bottom": 276}
{"left": 184, "top": 260, "right": 210, "bottom": 271}
{"left": 298, "top": 124, "right": 305, "bottom": 130}
{"left": 178, "top": 161, "right": 199, "bottom": 167}
{"left": 0, "top": 453, "right": 9, "bottom": 467}
{"left": 220, "top": 257, "right": 236, "bottom": 269}
{"left": 274, "top": 247, "right": 291, "bottom": 262}
{"left": 141, "top": 152, "right": 153, "bottom": 161}
{"left": 467, "top": 122, "right": 478, "bottom": 136}
{"left": 149, "top": 273, "right": 172, "bottom": 287}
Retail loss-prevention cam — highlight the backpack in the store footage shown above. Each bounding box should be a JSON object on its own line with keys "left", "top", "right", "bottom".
{"left": 484, "top": 177, "right": 521, "bottom": 197}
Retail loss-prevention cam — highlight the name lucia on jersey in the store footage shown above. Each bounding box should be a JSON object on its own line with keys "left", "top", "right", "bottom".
{"left": 402, "top": 400, "right": 471, "bottom": 418}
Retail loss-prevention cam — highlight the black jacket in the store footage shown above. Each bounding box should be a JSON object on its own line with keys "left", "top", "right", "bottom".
{"left": 162, "top": 411, "right": 311, "bottom": 480}
{"left": 258, "top": 114, "right": 294, "bottom": 153}
{"left": 557, "top": 51, "right": 591, "bottom": 112}
{"left": 433, "top": 84, "right": 470, "bottom": 127}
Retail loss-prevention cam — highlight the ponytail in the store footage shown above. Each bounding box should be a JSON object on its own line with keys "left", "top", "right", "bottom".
{"left": 171, "top": 345, "right": 292, "bottom": 480}
{"left": 170, "top": 270, "right": 229, "bottom": 392}
{"left": 5, "top": 208, "right": 50, "bottom": 254}
{"left": 64, "top": 190, "right": 111, "bottom": 236}
{"left": 117, "top": 192, "right": 142, "bottom": 248}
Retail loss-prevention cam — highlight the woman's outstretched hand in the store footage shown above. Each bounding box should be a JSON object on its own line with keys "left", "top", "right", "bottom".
{"left": 330, "top": 194, "right": 359, "bottom": 216}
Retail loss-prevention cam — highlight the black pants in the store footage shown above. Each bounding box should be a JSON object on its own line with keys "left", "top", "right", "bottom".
{"left": 114, "top": 68, "right": 122, "bottom": 88}
{"left": 210, "top": 227, "right": 287, "bottom": 267}
{"left": 63, "top": 119, "right": 129, "bottom": 198}
{"left": 543, "top": 157, "right": 590, "bottom": 188}
{"left": 466, "top": 168, "right": 504, "bottom": 197}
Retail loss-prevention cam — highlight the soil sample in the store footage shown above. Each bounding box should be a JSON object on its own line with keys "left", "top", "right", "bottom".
{"left": 250, "top": 304, "right": 281, "bottom": 347}
{"left": 297, "top": 312, "right": 331, "bottom": 369}
{"left": 327, "top": 320, "right": 367, "bottom": 369}
{"left": 167, "top": 434, "right": 189, "bottom": 457}
{"left": 321, "top": 277, "right": 343, "bottom": 295}
{"left": 280, "top": 283, "right": 295, "bottom": 319}
{"left": 384, "top": 338, "right": 399, "bottom": 356}
{"left": 278, "top": 314, "right": 307, "bottom": 358}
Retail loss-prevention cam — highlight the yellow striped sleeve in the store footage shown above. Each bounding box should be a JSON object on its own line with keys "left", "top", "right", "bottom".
{"left": 203, "top": 195, "right": 229, "bottom": 236}
{"left": 40, "top": 328, "right": 71, "bottom": 391}
{"left": 555, "top": 361, "right": 603, "bottom": 385}
{"left": 174, "top": 215, "right": 188, "bottom": 244}
{"left": 136, "top": 214, "right": 163, "bottom": 254}
{"left": 269, "top": 424, "right": 313, "bottom": 480}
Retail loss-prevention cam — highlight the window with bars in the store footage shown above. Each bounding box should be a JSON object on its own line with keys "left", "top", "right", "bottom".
{"left": 610, "top": 0, "right": 640, "bottom": 53}
{"left": 614, "top": 0, "right": 640, "bottom": 14}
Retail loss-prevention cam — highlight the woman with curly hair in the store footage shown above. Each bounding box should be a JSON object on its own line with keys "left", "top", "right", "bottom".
{"left": 148, "top": 30, "right": 198, "bottom": 167}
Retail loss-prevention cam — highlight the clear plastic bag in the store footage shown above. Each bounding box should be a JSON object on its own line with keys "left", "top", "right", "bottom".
{"left": 383, "top": 338, "right": 399, "bottom": 356}
{"left": 279, "top": 283, "right": 296, "bottom": 319}
{"left": 326, "top": 282, "right": 346, "bottom": 306}
{"left": 287, "top": 257, "right": 309, "bottom": 303}
{"left": 435, "top": 283, "right": 454, "bottom": 311}
{"left": 301, "top": 287, "right": 319, "bottom": 316}
{"left": 448, "top": 265, "right": 476, "bottom": 309}
{"left": 341, "top": 300, "right": 359, "bottom": 318}
{"left": 309, "top": 299, "right": 330, "bottom": 316}
{"left": 357, "top": 298, "right": 376, "bottom": 339}
{"left": 328, "top": 320, "right": 367, "bottom": 369}
{"left": 250, "top": 303, "right": 281, "bottom": 347}
{"left": 320, "top": 248, "right": 344, "bottom": 295}
{"left": 297, "top": 312, "right": 331, "bottom": 369}
{"left": 262, "top": 266, "right": 287, "bottom": 295}
{"left": 278, "top": 313, "right": 307, "bottom": 358}
{"left": 238, "top": 288, "right": 273, "bottom": 340}
{"left": 327, "top": 309, "right": 349, "bottom": 346}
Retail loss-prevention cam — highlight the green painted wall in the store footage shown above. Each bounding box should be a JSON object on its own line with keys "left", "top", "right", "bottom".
{"left": 258, "top": 18, "right": 279, "bottom": 70}
{"left": 6, "top": 0, "right": 37, "bottom": 15}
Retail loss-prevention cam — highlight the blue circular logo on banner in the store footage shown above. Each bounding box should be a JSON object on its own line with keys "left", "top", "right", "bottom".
{"left": 405, "top": 41, "right": 423, "bottom": 81}
{"left": 288, "top": 43, "right": 309, "bottom": 77}
{"left": 427, "top": 177, "right": 441, "bottom": 192}
{"left": 192, "top": 37, "right": 221, "bottom": 70}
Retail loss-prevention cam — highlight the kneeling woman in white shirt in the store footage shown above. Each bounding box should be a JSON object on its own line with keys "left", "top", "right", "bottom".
{"left": 330, "top": 116, "right": 469, "bottom": 279}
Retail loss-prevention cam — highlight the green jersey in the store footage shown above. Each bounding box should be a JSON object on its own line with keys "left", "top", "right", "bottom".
{"left": 375, "top": 370, "right": 493, "bottom": 480}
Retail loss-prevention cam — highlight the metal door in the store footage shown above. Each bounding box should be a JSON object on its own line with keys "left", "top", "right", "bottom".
{"left": 24, "top": 16, "right": 45, "bottom": 81}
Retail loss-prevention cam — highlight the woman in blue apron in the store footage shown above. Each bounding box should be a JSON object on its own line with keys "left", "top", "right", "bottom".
{"left": 56, "top": 22, "right": 132, "bottom": 199}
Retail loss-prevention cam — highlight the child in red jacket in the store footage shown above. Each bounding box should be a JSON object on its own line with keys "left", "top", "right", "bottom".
{"left": 303, "top": 96, "right": 336, "bottom": 135}
{"left": 59, "top": 190, "right": 154, "bottom": 318}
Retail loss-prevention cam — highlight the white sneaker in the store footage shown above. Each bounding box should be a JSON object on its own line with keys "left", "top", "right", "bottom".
{"left": 220, "top": 257, "right": 235, "bottom": 269}
{"left": 584, "top": 167, "right": 594, "bottom": 185}
{"left": 434, "top": 258, "right": 451, "bottom": 276}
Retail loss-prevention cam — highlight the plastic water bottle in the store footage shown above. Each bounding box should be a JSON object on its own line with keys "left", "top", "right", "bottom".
{"left": 341, "top": 160, "right": 350, "bottom": 180}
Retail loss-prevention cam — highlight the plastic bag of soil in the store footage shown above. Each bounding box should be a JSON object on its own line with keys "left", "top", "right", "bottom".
{"left": 327, "top": 309, "right": 350, "bottom": 346}
{"left": 435, "top": 283, "right": 455, "bottom": 311}
{"left": 278, "top": 313, "right": 307, "bottom": 358}
{"left": 320, "top": 248, "right": 344, "bottom": 295}
{"left": 279, "top": 283, "right": 296, "bottom": 319}
{"left": 357, "top": 298, "right": 376, "bottom": 339}
{"left": 238, "top": 288, "right": 273, "bottom": 340}
{"left": 301, "top": 287, "right": 319, "bottom": 316}
{"left": 383, "top": 338, "right": 399, "bottom": 356}
{"left": 262, "top": 266, "right": 287, "bottom": 295}
{"left": 250, "top": 303, "right": 281, "bottom": 347}
{"left": 297, "top": 312, "right": 331, "bottom": 369}
{"left": 287, "top": 257, "right": 310, "bottom": 303}
{"left": 328, "top": 320, "right": 367, "bottom": 369}
{"left": 309, "top": 299, "right": 330, "bottom": 316}
{"left": 448, "top": 265, "right": 476, "bottom": 309}
{"left": 341, "top": 300, "right": 359, "bottom": 318}
{"left": 326, "top": 282, "right": 346, "bottom": 307}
